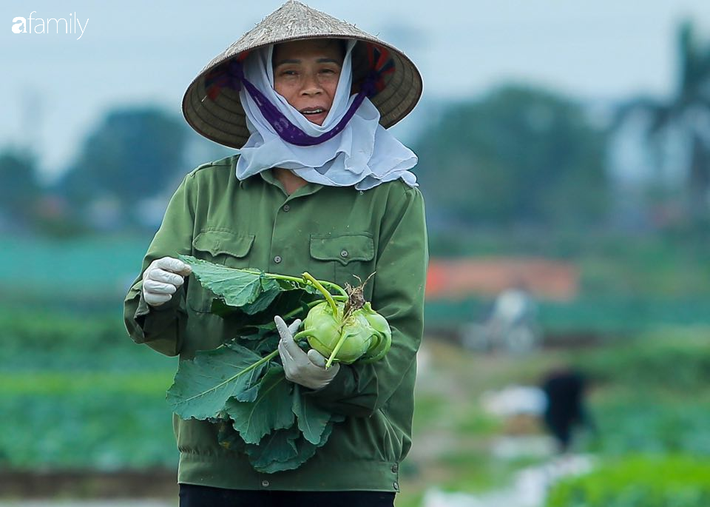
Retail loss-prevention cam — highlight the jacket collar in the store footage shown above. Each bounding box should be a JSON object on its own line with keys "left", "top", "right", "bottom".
{"left": 239, "top": 168, "right": 324, "bottom": 198}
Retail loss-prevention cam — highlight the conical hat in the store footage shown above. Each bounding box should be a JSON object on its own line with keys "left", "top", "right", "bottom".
{"left": 182, "top": 0, "right": 423, "bottom": 149}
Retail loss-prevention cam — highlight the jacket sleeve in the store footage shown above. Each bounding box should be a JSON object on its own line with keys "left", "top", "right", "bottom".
{"left": 123, "top": 172, "right": 197, "bottom": 357}
{"left": 304, "top": 183, "right": 429, "bottom": 417}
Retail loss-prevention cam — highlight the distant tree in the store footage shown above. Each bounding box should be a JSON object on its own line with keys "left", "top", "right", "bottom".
{"left": 0, "top": 148, "right": 41, "bottom": 224}
{"left": 60, "top": 108, "right": 189, "bottom": 208}
{"left": 614, "top": 20, "right": 710, "bottom": 224}
{"left": 413, "top": 85, "right": 609, "bottom": 228}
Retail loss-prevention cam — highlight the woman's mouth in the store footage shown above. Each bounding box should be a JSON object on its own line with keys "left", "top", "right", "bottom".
{"left": 299, "top": 108, "right": 327, "bottom": 125}
{"left": 300, "top": 108, "right": 325, "bottom": 116}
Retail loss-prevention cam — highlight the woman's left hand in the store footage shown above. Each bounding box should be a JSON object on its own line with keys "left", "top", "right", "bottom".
{"left": 275, "top": 315, "right": 340, "bottom": 390}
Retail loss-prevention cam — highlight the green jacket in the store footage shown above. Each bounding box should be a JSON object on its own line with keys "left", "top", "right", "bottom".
{"left": 123, "top": 155, "right": 428, "bottom": 492}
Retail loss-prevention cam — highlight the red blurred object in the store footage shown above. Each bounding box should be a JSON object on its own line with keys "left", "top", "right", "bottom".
{"left": 425, "top": 257, "right": 578, "bottom": 302}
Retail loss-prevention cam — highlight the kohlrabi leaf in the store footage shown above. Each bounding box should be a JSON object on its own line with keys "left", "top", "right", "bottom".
{"left": 234, "top": 326, "right": 274, "bottom": 341}
{"left": 210, "top": 298, "right": 239, "bottom": 318}
{"left": 292, "top": 384, "right": 333, "bottom": 445}
{"left": 179, "top": 255, "right": 281, "bottom": 313}
{"left": 225, "top": 366, "right": 295, "bottom": 445}
{"left": 241, "top": 287, "right": 281, "bottom": 315}
{"left": 222, "top": 332, "right": 280, "bottom": 359}
{"left": 166, "top": 342, "right": 269, "bottom": 420}
{"left": 244, "top": 425, "right": 300, "bottom": 472}
{"left": 180, "top": 256, "right": 325, "bottom": 322}
{"left": 245, "top": 420, "right": 339, "bottom": 474}
{"left": 235, "top": 383, "right": 260, "bottom": 403}
{"left": 252, "top": 333, "right": 280, "bottom": 355}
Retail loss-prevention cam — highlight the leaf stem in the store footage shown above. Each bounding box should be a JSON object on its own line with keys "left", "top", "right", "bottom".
{"left": 238, "top": 350, "right": 279, "bottom": 378}
{"left": 217, "top": 325, "right": 315, "bottom": 387}
{"left": 317, "top": 280, "right": 348, "bottom": 298}
{"left": 240, "top": 269, "right": 304, "bottom": 284}
{"left": 325, "top": 330, "right": 349, "bottom": 369}
{"left": 240, "top": 268, "right": 347, "bottom": 298}
{"left": 293, "top": 330, "right": 310, "bottom": 341}
{"left": 303, "top": 272, "right": 339, "bottom": 316}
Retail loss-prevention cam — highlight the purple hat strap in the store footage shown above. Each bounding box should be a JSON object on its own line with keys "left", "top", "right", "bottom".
{"left": 228, "top": 59, "right": 378, "bottom": 147}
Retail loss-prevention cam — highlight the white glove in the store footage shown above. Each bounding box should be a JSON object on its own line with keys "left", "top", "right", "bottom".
{"left": 275, "top": 315, "right": 340, "bottom": 390}
{"left": 142, "top": 257, "right": 192, "bottom": 307}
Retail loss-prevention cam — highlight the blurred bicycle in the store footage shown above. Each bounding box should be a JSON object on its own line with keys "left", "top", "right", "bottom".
{"left": 461, "top": 282, "right": 541, "bottom": 354}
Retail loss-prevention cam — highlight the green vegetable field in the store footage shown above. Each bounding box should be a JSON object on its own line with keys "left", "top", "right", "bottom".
{"left": 2, "top": 236, "right": 710, "bottom": 505}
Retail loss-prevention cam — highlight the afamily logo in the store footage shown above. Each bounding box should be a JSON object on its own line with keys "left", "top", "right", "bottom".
{"left": 11, "top": 11, "right": 89, "bottom": 40}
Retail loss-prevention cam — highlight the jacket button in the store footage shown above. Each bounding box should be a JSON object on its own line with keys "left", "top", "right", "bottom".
{"left": 283, "top": 204, "right": 290, "bottom": 212}
{"left": 274, "top": 255, "right": 282, "bottom": 264}
{"left": 340, "top": 250, "right": 349, "bottom": 258}
{"left": 391, "top": 464, "right": 398, "bottom": 473}
{"left": 393, "top": 481, "right": 399, "bottom": 490}
{"left": 261, "top": 480, "right": 270, "bottom": 487}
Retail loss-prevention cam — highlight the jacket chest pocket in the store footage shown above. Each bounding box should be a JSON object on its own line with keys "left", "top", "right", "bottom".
{"left": 187, "top": 229, "right": 255, "bottom": 313}
{"left": 309, "top": 234, "right": 376, "bottom": 298}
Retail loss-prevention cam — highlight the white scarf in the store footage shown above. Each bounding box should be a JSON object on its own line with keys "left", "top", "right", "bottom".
{"left": 235, "top": 40, "right": 418, "bottom": 191}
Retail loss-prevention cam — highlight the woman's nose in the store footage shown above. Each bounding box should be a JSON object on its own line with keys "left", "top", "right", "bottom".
{"left": 300, "top": 73, "right": 322, "bottom": 96}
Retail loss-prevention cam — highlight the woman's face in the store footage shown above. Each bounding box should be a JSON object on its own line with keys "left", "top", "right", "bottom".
{"left": 272, "top": 39, "right": 344, "bottom": 126}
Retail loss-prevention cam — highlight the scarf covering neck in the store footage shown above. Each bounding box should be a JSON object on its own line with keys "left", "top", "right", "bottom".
{"left": 235, "top": 40, "right": 418, "bottom": 191}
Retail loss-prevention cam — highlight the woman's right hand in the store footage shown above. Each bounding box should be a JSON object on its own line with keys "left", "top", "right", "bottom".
{"left": 142, "top": 257, "right": 192, "bottom": 307}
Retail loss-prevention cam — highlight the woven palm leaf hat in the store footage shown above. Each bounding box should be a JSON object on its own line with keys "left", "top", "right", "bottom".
{"left": 182, "top": 0, "right": 423, "bottom": 149}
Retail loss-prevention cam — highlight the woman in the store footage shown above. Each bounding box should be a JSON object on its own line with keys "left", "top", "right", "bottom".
{"left": 124, "top": 2, "right": 427, "bottom": 506}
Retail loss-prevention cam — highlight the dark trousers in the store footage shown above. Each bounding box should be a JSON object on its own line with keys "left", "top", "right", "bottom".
{"left": 179, "top": 484, "right": 396, "bottom": 507}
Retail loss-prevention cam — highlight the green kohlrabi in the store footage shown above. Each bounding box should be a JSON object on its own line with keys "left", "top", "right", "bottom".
{"left": 295, "top": 273, "right": 391, "bottom": 368}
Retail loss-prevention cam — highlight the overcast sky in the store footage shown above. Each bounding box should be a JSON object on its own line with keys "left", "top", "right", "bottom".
{"left": 2, "top": 0, "right": 710, "bottom": 180}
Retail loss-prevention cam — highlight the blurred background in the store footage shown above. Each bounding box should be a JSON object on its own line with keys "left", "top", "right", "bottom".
{"left": 2, "top": 1, "right": 710, "bottom": 506}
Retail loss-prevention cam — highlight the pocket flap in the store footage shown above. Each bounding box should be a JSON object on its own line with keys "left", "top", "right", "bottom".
{"left": 193, "top": 230, "right": 254, "bottom": 258}
{"left": 310, "top": 234, "right": 375, "bottom": 266}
